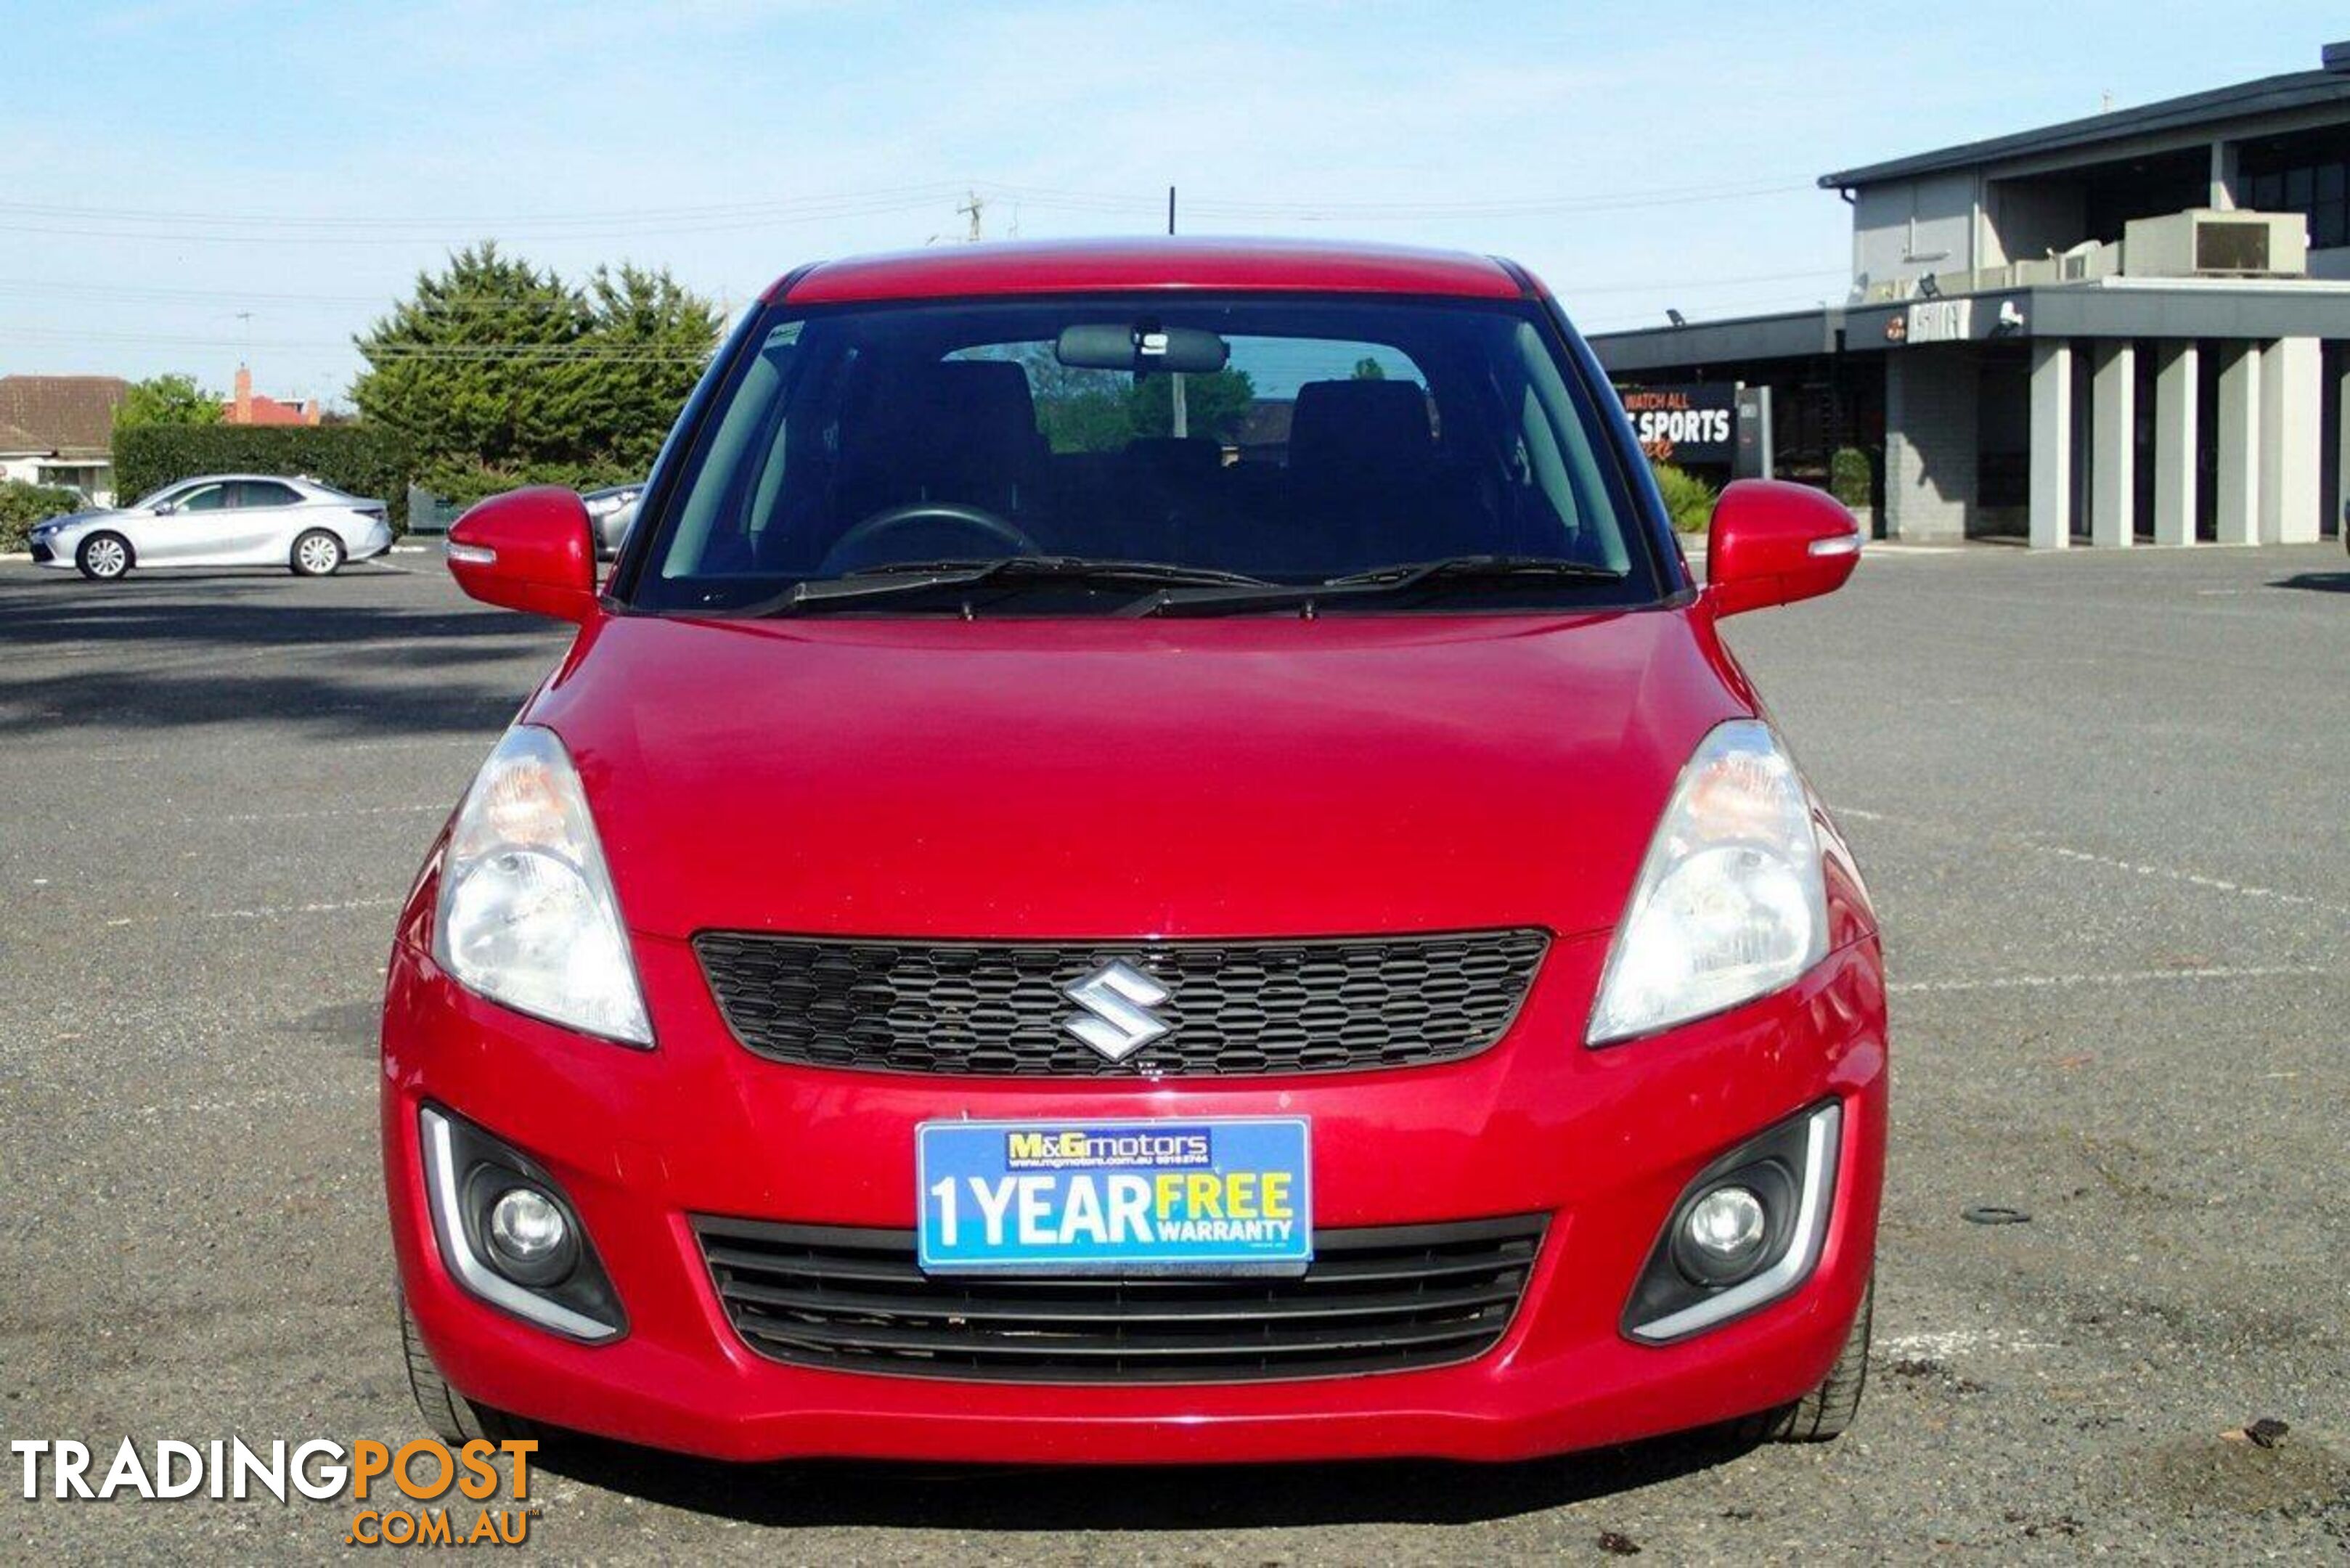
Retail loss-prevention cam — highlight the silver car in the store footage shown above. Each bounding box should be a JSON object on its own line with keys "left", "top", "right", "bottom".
{"left": 29, "top": 474, "right": 394, "bottom": 581}
{"left": 582, "top": 482, "right": 644, "bottom": 560}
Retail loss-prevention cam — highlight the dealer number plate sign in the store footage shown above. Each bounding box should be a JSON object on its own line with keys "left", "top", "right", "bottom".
{"left": 918, "top": 1118, "right": 1312, "bottom": 1275}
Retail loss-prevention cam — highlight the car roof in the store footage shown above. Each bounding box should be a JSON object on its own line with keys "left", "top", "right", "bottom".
{"left": 169, "top": 473, "right": 325, "bottom": 487}
{"left": 770, "top": 237, "right": 1532, "bottom": 306}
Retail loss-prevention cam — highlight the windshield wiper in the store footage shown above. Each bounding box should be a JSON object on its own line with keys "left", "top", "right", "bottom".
{"left": 1125, "top": 555, "right": 1628, "bottom": 618}
{"left": 738, "top": 556, "right": 1273, "bottom": 616}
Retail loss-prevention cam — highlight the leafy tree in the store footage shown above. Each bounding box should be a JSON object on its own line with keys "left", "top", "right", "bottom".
{"left": 1127, "top": 367, "right": 1257, "bottom": 444}
{"left": 351, "top": 242, "right": 718, "bottom": 498}
{"left": 1350, "top": 356, "right": 1387, "bottom": 380}
{"left": 1013, "top": 340, "right": 1260, "bottom": 452}
{"left": 577, "top": 263, "right": 725, "bottom": 474}
{"left": 115, "top": 374, "right": 222, "bottom": 429}
{"left": 1036, "top": 388, "right": 1137, "bottom": 454}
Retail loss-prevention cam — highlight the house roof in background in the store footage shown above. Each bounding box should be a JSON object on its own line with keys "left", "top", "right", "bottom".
{"left": 1819, "top": 63, "right": 2350, "bottom": 189}
{"left": 232, "top": 393, "right": 314, "bottom": 427}
{"left": 0, "top": 375, "right": 130, "bottom": 457}
{"left": 0, "top": 416, "right": 49, "bottom": 453}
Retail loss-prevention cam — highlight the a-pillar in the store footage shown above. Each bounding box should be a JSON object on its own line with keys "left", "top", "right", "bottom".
{"left": 2214, "top": 342, "right": 2261, "bottom": 545}
{"left": 2259, "top": 336, "right": 2321, "bottom": 544}
{"left": 2153, "top": 343, "right": 2197, "bottom": 546}
{"left": 2028, "top": 339, "right": 2073, "bottom": 550}
{"left": 2089, "top": 341, "right": 2135, "bottom": 547}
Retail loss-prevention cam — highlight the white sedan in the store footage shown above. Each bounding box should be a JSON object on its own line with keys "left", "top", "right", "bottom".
{"left": 29, "top": 474, "right": 394, "bottom": 580}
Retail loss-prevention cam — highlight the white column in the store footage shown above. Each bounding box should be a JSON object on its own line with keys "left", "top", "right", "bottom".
{"left": 2208, "top": 139, "right": 2238, "bottom": 211}
{"left": 2214, "top": 343, "right": 2260, "bottom": 545}
{"left": 2090, "top": 342, "right": 2136, "bottom": 547}
{"left": 2338, "top": 353, "right": 2350, "bottom": 541}
{"left": 2258, "top": 335, "right": 2321, "bottom": 544}
{"left": 2153, "top": 343, "right": 2198, "bottom": 546}
{"left": 2029, "top": 339, "right": 2073, "bottom": 550}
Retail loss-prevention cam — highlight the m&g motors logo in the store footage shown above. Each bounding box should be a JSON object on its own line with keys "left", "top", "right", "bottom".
{"left": 1005, "top": 1127, "right": 1212, "bottom": 1170}
{"left": 12, "top": 1437, "right": 538, "bottom": 1549}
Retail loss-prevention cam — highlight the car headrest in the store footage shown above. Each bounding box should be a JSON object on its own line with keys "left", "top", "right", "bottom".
{"left": 840, "top": 359, "right": 1042, "bottom": 499}
{"left": 1286, "top": 379, "right": 1434, "bottom": 483}
{"left": 1125, "top": 436, "right": 1223, "bottom": 482}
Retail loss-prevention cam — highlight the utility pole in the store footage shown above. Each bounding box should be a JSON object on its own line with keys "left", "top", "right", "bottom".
{"left": 1166, "top": 184, "right": 1188, "bottom": 438}
{"left": 957, "top": 189, "right": 986, "bottom": 242}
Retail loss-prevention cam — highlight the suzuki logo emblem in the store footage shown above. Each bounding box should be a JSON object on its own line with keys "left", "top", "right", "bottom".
{"left": 1061, "top": 961, "right": 1172, "bottom": 1062}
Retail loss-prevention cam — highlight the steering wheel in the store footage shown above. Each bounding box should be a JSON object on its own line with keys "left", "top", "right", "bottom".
{"left": 820, "top": 502, "right": 1040, "bottom": 574}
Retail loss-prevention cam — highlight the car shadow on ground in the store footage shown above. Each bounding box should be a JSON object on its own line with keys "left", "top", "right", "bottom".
{"left": 0, "top": 569, "right": 565, "bottom": 743}
{"left": 526, "top": 1424, "right": 1764, "bottom": 1530}
{"left": 2267, "top": 571, "right": 2350, "bottom": 593}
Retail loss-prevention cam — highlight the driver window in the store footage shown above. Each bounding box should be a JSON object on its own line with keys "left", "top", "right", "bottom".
{"left": 176, "top": 485, "right": 227, "bottom": 513}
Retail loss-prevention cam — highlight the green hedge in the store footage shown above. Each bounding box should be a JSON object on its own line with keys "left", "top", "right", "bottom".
{"left": 112, "top": 424, "right": 414, "bottom": 530}
{"left": 0, "top": 479, "right": 86, "bottom": 552}
{"left": 1829, "top": 446, "right": 1874, "bottom": 510}
{"left": 1649, "top": 462, "right": 1718, "bottom": 534}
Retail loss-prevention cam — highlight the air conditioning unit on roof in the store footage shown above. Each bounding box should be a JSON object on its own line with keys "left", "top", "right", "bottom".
{"left": 2123, "top": 209, "right": 2308, "bottom": 278}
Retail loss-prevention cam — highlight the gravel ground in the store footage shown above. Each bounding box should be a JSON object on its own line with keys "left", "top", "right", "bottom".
{"left": 1, "top": 542, "right": 2345, "bottom": 1561}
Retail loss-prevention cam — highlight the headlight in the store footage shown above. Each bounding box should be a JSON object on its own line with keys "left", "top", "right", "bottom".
{"left": 433, "top": 725, "right": 652, "bottom": 1045}
{"left": 1587, "top": 719, "right": 1827, "bottom": 1045}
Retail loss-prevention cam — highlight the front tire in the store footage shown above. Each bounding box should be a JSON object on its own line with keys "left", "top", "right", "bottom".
{"left": 76, "top": 532, "right": 132, "bottom": 581}
{"left": 400, "top": 1302, "right": 541, "bottom": 1446}
{"left": 1751, "top": 1282, "right": 1872, "bottom": 1442}
{"left": 291, "top": 528, "right": 345, "bottom": 576}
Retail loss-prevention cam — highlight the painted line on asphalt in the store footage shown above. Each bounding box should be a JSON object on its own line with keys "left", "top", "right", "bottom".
{"left": 1834, "top": 804, "right": 2350, "bottom": 920}
{"left": 27, "top": 735, "right": 493, "bottom": 765}
{"left": 101, "top": 895, "right": 404, "bottom": 927}
{"left": 212, "top": 802, "right": 446, "bottom": 825}
{"left": 1880, "top": 1327, "right": 2053, "bottom": 1357}
{"left": 1889, "top": 963, "right": 2327, "bottom": 996}
{"left": 149, "top": 802, "right": 448, "bottom": 830}
{"left": 35, "top": 801, "right": 449, "bottom": 834}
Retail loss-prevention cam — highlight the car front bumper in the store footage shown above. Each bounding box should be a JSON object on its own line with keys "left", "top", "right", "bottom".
{"left": 383, "top": 927, "right": 1886, "bottom": 1465}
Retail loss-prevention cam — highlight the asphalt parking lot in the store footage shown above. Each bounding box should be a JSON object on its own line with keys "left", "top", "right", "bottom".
{"left": 2, "top": 542, "right": 2346, "bottom": 1561}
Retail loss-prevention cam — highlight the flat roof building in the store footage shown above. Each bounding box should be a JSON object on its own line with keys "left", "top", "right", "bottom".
{"left": 1591, "top": 41, "right": 2350, "bottom": 547}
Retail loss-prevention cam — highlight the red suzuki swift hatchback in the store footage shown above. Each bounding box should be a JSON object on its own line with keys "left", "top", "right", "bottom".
{"left": 384, "top": 237, "right": 1885, "bottom": 1465}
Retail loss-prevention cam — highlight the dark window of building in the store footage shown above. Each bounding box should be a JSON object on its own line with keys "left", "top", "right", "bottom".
{"left": 2237, "top": 126, "right": 2350, "bottom": 251}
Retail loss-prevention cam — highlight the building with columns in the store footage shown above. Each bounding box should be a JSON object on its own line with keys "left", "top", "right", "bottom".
{"left": 1592, "top": 40, "right": 2350, "bottom": 549}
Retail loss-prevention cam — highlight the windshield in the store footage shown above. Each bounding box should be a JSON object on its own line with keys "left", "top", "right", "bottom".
{"left": 628, "top": 294, "right": 1662, "bottom": 615}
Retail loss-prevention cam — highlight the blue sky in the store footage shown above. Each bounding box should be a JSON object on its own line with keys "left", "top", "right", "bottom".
{"left": 1, "top": 1, "right": 2338, "bottom": 404}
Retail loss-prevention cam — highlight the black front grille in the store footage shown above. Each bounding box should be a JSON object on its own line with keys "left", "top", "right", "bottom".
{"left": 28, "top": 542, "right": 53, "bottom": 564}
{"left": 693, "top": 1215, "right": 1546, "bottom": 1383}
{"left": 693, "top": 930, "right": 1549, "bottom": 1077}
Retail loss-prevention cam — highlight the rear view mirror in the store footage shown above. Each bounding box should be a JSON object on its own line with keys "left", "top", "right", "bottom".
{"left": 1057, "top": 324, "right": 1229, "bottom": 374}
{"left": 1704, "top": 479, "right": 1862, "bottom": 618}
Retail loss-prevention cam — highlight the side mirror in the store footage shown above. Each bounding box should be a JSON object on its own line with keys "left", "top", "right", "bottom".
{"left": 1705, "top": 479, "right": 1863, "bottom": 618}
{"left": 446, "top": 486, "right": 599, "bottom": 622}
{"left": 152, "top": 502, "right": 176, "bottom": 516}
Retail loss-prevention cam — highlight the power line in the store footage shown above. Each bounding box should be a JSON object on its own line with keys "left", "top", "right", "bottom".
{"left": 0, "top": 181, "right": 971, "bottom": 230}
{"left": 0, "top": 175, "right": 1815, "bottom": 246}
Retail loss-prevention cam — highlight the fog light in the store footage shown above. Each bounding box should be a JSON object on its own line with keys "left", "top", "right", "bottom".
{"left": 420, "top": 1106, "right": 624, "bottom": 1342}
{"left": 1684, "top": 1186, "right": 1767, "bottom": 1268}
{"left": 489, "top": 1187, "right": 569, "bottom": 1267}
{"left": 1624, "top": 1101, "right": 1841, "bottom": 1343}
